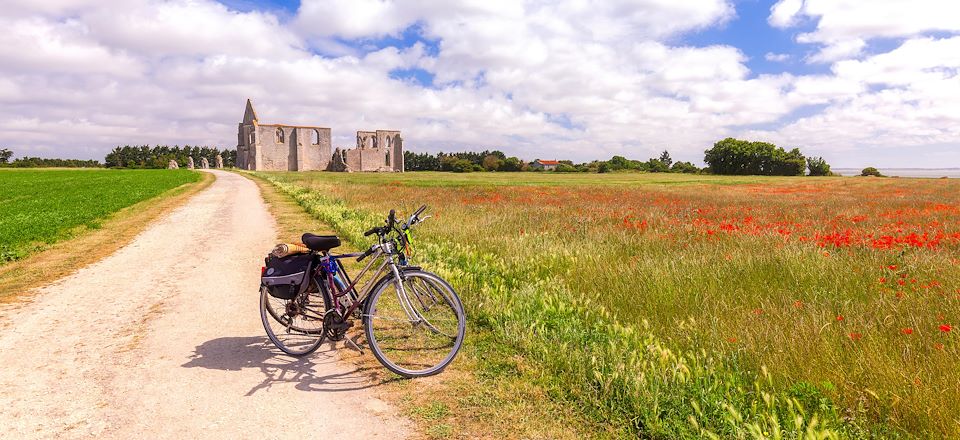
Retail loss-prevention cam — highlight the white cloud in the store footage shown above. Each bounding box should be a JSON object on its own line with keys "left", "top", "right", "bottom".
{"left": 765, "top": 52, "right": 790, "bottom": 62}
{"left": 771, "top": 0, "right": 960, "bottom": 64}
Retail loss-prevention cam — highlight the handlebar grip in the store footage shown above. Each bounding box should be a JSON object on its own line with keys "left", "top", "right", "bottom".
{"left": 356, "top": 248, "right": 374, "bottom": 262}
{"left": 364, "top": 227, "right": 379, "bottom": 237}
{"left": 414, "top": 204, "right": 427, "bottom": 217}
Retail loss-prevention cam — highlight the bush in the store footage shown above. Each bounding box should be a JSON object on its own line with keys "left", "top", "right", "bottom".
{"left": 555, "top": 163, "right": 577, "bottom": 172}
{"left": 482, "top": 154, "right": 503, "bottom": 171}
{"left": 704, "top": 138, "right": 806, "bottom": 176}
{"left": 646, "top": 158, "right": 670, "bottom": 173}
{"left": 670, "top": 161, "right": 700, "bottom": 174}
{"left": 861, "top": 167, "right": 883, "bottom": 177}
{"left": 807, "top": 157, "right": 832, "bottom": 176}
{"left": 449, "top": 159, "right": 476, "bottom": 172}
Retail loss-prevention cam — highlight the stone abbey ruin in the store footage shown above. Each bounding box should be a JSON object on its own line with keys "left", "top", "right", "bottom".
{"left": 235, "top": 99, "right": 403, "bottom": 172}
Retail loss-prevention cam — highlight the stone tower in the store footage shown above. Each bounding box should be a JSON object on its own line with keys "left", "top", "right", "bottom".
{"left": 235, "top": 99, "right": 333, "bottom": 171}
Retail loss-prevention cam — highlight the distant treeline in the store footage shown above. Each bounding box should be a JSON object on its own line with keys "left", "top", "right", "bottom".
{"left": 105, "top": 145, "right": 236, "bottom": 169}
{"left": 0, "top": 157, "right": 102, "bottom": 168}
{"left": 405, "top": 138, "right": 834, "bottom": 176}
{"left": 403, "top": 149, "right": 701, "bottom": 173}
{"left": 0, "top": 148, "right": 102, "bottom": 168}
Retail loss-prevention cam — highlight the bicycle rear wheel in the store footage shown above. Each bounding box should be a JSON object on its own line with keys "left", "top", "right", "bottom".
{"left": 363, "top": 270, "right": 465, "bottom": 378}
{"left": 260, "top": 286, "right": 326, "bottom": 356}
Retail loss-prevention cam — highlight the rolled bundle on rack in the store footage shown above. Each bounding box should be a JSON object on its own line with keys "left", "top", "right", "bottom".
{"left": 271, "top": 243, "right": 310, "bottom": 258}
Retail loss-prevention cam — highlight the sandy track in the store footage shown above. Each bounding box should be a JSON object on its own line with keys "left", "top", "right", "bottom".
{"left": 0, "top": 170, "right": 410, "bottom": 439}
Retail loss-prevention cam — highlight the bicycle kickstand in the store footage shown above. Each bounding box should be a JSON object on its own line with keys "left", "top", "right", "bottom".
{"left": 343, "top": 333, "right": 364, "bottom": 355}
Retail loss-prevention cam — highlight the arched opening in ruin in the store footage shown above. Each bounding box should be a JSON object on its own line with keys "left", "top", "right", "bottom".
{"left": 311, "top": 129, "right": 320, "bottom": 145}
{"left": 275, "top": 127, "right": 284, "bottom": 144}
{"left": 385, "top": 151, "right": 391, "bottom": 166}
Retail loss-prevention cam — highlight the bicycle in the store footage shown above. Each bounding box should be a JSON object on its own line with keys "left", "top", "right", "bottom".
{"left": 259, "top": 205, "right": 466, "bottom": 378}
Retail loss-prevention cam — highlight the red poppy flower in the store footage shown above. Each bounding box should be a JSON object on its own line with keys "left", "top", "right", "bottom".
{"left": 849, "top": 332, "right": 862, "bottom": 341}
{"left": 727, "top": 337, "right": 738, "bottom": 343}
{"left": 934, "top": 343, "right": 944, "bottom": 350}
{"left": 836, "top": 315, "right": 845, "bottom": 321}
{"left": 751, "top": 308, "right": 763, "bottom": 315}
{"left": 793, "top": 300, "right": 803, "bottom": 308}
{"left": 940, "top": 324, "right": 952, "bottom": 333}
{"left": 888, "top": 265, "right": 898, "bottom": 270}
{"left": 901, "top": 328, "right": 914, "bottom": 335}
{"left": 879, "top": 277, "right": 887, "bottom": 283}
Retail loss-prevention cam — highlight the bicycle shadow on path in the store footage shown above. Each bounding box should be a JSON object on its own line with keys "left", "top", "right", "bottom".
{"left": 181, "top": 336, "right": 397, "bottom": 396}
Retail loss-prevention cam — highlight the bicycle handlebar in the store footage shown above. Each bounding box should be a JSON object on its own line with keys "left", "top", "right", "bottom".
{"left": 364, "top": 205, "right": 428, "bottom": 240}
{"left": 413, "top": 204, "right": 427, "bottom": 218}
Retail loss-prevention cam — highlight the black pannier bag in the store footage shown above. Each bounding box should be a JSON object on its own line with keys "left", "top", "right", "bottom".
{"left": 262, "top": 253, "right": 312, "bottom": 299}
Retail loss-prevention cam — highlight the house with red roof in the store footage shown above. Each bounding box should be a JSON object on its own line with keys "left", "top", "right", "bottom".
{"left": 530, "top": 159, "right": 560, "bottom": 171}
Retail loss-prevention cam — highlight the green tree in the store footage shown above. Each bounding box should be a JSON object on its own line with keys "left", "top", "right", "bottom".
{"left": 807, "top": 156, "right": 832, "bottom": 176}
{"left": 0, "top": 148, "right": 12, "bottom": 164}
{"left": 481, "top": 154, "right": 503, "bottom": 171}
{"left": 861, "top": 167, "right": 883, "bottom": 177}
{"left": 670, "top": 161, "right": 700, "bottom": 173}
{"left": 645, "top": 158, "right": 670, "bottom": 173}
{"left": 607, "top": 155, "right": 634, "bottom": 171}
{"left": 704, "top": 138, "right": 806, "bottom": 176}
{"left": 659, "top": 150, "right": 672, "bottom": 168}
{"left": 500, "top": 157, "right": 524, "bottom": 172}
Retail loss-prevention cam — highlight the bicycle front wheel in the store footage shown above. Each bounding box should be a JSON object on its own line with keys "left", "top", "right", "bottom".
{"left": 363, "top": 270, "right": 465, "bottom": 378}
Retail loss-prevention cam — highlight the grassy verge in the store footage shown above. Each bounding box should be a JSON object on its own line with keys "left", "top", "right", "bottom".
{"left": 244, "top": 171, "right": 598, "bottom": 439}
{"left": 0, "top": 170, "right": 212, "bottom": 301}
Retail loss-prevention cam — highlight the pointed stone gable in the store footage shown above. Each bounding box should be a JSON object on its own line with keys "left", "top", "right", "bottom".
{"left": 243, "top": 99, "right": 258, "bottom": 124}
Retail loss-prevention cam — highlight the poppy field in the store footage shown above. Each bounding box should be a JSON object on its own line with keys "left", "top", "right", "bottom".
{"left": 257, "top": 171, "right": 959, "bottom": 438}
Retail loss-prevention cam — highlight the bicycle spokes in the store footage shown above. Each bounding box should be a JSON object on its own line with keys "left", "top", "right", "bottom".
{"left": 365, "top": 273, "right": 464, "bottom": 376}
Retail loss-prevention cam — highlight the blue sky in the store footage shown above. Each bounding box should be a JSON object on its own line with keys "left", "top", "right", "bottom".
{"left": 1, "top": 0, "right": 958, "bottom": 167}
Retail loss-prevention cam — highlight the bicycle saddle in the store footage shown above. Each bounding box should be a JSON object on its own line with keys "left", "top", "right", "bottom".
{"left": 301, "top": 233, "right": 341, "bottom": 251}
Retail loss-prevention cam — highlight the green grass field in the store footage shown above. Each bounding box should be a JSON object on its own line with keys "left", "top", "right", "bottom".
{"left": 257, "top": 171, "right": 959, "bottom": 438}
{"left": 0, "top": 169, "right": 200, "bottom": 263}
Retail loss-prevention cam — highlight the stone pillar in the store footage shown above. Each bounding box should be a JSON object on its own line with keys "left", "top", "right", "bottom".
{"left": 168, "top": 160, "right": 179, "bottom": 169}
{"left": 295, "top": 128, "right": 306, "bottom": 171}
{"left": 200, "top": 157, "right": 209, "bottom": 169}
{"left": 252, "top": 125, "right": 261, "bottom": 171}
{"left": 215, "top": 154, "right": 223, "bottom": 168}
{"left": 187, "top": 156, "right": 195, "bottom": 169}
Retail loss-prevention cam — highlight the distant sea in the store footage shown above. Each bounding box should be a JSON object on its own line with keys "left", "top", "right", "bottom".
{"left": 832, "top": 168, "right": 960, "bottom": 178}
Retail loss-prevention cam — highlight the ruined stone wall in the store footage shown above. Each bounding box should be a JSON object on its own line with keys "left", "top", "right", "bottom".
{"left": 234, "top": 100, "right": 400, "bottom": 172}
{"left": 294, "top": 127, "right": 332, "bottom": 171}
{"left": 239, "top": 124, "right": 331, "bottom": 171}
{"left": 256, "top": 124, "right": 293, "bottom": 171}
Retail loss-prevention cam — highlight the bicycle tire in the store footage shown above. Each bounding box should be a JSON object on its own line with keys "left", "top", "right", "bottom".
{"left": 260, "top": 285, "right": 326, "bottom": 356}
{"left": 363, "top": 270, "right": 465, "bottom": 378}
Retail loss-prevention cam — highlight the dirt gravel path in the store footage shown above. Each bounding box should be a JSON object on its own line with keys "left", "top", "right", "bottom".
{"left": 0, "top": 170, "right": 411, "bottom": 439}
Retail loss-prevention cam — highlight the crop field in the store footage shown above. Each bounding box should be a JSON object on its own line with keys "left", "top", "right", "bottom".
{"left": 257, "top": 171, "right": 960, "bottom": 438}
{"left": 0, "top": 169, "right": 200, "bottom": 263}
